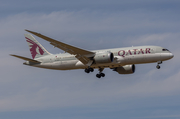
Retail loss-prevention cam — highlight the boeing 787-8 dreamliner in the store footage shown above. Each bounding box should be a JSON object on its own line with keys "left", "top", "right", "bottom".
{"left": 11, "top": 30, "right": 174, "bottom": 78}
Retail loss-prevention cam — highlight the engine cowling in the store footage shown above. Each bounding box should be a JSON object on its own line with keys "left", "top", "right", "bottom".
{"left": 94, "top": 52, "right": 114, "bottom": 64}
{"left": 115, "top": 64, "right": 135, "bottom": 74}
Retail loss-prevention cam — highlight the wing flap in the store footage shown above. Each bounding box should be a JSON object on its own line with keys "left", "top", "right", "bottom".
{"left": 75, "top": 54, "right": 93, "bottom": 65}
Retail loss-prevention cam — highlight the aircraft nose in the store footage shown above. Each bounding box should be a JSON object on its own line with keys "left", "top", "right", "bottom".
{"left": 169, "top": 53, "right": 174, "bottom": 59}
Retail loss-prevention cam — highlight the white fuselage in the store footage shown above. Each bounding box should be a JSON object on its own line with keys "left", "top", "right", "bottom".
{"left": 24, "top": 46, "right": 173, "bottom": 70}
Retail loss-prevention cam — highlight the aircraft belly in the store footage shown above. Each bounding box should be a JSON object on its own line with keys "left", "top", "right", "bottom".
{"left": 124, "top": 55, "right": 146, "bottom": 64}
{"left": 123, "top": 53, "right": 161, "bottom": 64}
{"left": 145, "top": 53, "right": 161, "bottom": 63}
{"left": 60, "top": 60, "right": 79, "bottom": 70}
{"left": 33, "top": 60, "right": 80, "bottom": 70}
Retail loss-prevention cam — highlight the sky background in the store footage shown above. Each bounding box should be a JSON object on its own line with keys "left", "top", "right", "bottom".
{"left": 0, "top": 0, "right": 180, "bottom": 119}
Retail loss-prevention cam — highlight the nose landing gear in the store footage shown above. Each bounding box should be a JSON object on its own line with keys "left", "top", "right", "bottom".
{"left": 156, "top": 61, "right": 162, "bottom": 69}
{"left": 156, "top": 65, "right": 160, "bottom": 69}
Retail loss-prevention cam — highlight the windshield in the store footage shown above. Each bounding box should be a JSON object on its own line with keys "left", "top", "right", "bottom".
{"left": 162, "top": 49, "right": 169, "bottom": 51}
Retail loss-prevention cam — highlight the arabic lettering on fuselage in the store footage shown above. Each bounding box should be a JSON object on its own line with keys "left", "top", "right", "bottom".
{"left": 118, "top": 48, "right": 151, "bottom": 57}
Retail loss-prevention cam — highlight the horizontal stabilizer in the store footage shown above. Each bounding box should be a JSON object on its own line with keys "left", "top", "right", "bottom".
{"left": 10, "top": 54, "right": 41, "bottom": 63}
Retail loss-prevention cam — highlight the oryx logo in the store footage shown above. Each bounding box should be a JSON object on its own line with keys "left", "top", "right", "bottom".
{"left": 26, "top": 37, "right": 44, "bottom": 59}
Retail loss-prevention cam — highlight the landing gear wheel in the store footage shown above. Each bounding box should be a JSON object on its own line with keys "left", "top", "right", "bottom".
{"left": 85, "top": 69, "right": 90, "bottom": 73}
{"left": 96, "top": 67, "right": 105, "bottom": 78}
{"left": 89, "top": 68, "right": 94, "bottom": 72}
{"left": 156, "top": 61, "right": 162, "bottom": 69}
{"left": 156, "top": 65, "right": 160, "bottom": 69}
{"left": 96, "top": 74, "right": 101, "bottom": 78}
{"left": 96, "top": 73, "right": 105, "bottom": 78}
{"left": 101, "top": 73, "right": 105, "bottom": 77}
{"left": 85, "top": 68, "right": 94, "bottom": 73}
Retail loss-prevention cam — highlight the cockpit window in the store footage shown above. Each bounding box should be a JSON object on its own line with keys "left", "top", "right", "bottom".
{"left": 162, "top": 49, "right": 169, "bottom": 51}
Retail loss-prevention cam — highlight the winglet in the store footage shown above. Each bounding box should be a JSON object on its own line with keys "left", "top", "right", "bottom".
{"left": 25, "top": 29, "right": 41, "bottom": 35}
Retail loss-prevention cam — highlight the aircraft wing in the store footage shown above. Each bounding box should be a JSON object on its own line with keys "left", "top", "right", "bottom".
{"left": 10, "top": 54, "right": 41, "bottom": 63}
{"left": 25, "top": 30, "right": 95, "bottom": 65}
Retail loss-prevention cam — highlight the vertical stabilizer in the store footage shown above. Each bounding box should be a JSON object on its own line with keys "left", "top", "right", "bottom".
{"left": 25, "top": 34, "right": 51, "bottom": 59}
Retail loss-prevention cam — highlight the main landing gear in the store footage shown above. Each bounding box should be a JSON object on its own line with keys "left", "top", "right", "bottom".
{"left": 84, "top": 67, "right": 105, "bottom": 78}
{"left": 96, "top": 68, "right": 105, "bottom": 78}
{"left": 85, "top": 67, "right": 94, "bottom": 73}
{"left": 156, "top": 61, "right": 162, "bottom": 69}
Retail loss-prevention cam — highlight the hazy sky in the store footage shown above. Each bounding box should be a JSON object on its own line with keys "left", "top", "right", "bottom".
{"left": 1, "top": 0, "right": 180, "bottom": 119}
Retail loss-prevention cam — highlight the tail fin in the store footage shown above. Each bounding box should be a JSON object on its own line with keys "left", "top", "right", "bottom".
{"left": 24, "top": 34, "right": 51, "bottom": 59}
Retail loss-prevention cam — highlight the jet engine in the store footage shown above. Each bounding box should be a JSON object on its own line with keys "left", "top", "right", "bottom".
{"left": 94, "top": 52, "right": 114, "bottom": 64}
{"left": 114, "top": 64, "right": 135, "bottom": 74}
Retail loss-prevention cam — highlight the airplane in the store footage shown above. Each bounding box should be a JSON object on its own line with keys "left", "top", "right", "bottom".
{"left": 11, "top": 30, "right": 174, "bottom": 78}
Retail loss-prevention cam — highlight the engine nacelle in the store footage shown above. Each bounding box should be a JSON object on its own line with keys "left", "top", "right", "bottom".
{"left": 94, "top": 52, "right": 114, "bottom": 64}
{"left": 115, "top": 64, "right": 135, "bottom": 74}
